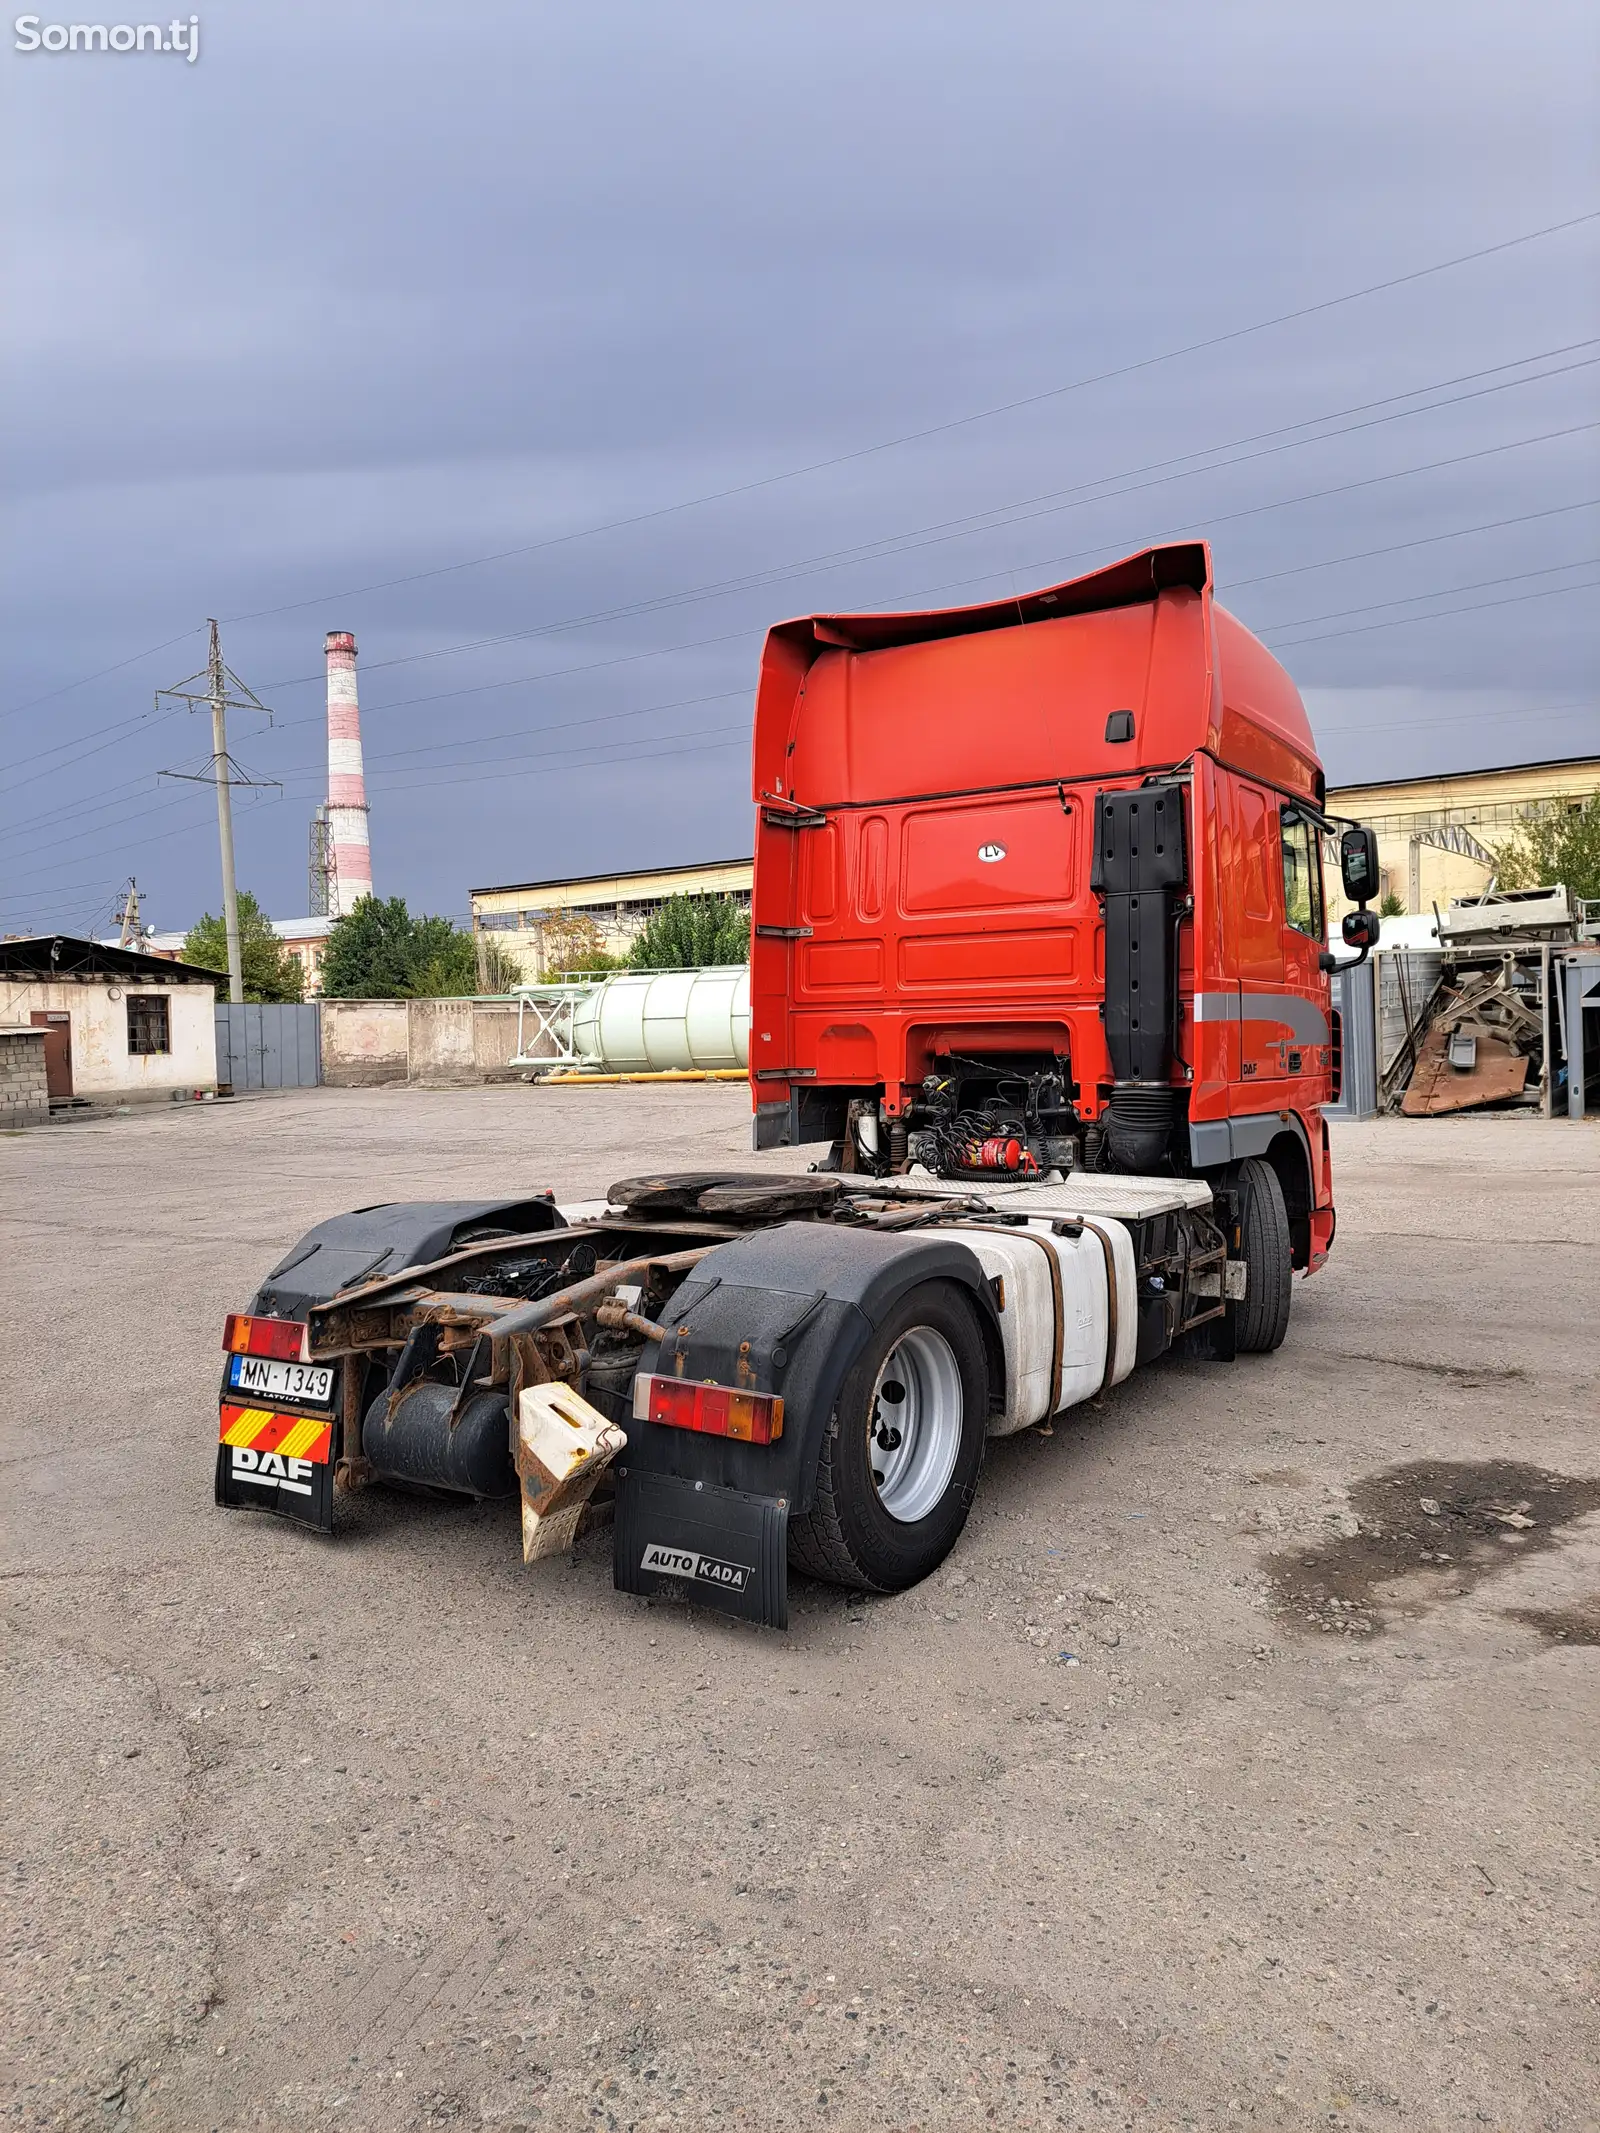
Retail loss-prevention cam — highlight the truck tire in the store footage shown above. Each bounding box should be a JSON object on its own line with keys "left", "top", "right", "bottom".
{"left": 788, "top": 1281, "right": 988, "bottom": 1592}
{"left": 1232, "top": 1156, "right": 1292, "bottom": 1354}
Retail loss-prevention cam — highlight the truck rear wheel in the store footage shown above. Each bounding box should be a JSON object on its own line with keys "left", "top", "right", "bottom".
{"left": 788, "top": 1281, "right": 988, "bottom": 1592}
{"left": 1233, "top": 1156, "right": 1292, "bottom": 1353}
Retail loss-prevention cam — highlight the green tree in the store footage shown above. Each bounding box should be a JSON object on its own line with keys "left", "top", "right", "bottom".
{"left": 1492, "top": 791, "right": 1600, "bottom": 902}
{"left": 182, "top": 889, "right": 303, "bottom": 1002}
{"left": 414, "top": 930, "right": 523, "bottom": 997}
{"left": 319, "top": 895, "right": 520, "bottom": 998}
{"left": 1378, "top": 890, "right": 1405, "bottom": 918}
{"left": 628, "top": 893, "right": 750, "bottom": 970}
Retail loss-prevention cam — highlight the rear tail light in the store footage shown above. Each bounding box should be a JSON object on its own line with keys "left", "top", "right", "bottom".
{"left": 632, "top": 1373, "right": 784, "bottom": 1445}
{"left": 224, "top": 1313, "right": 311, "bottom": 1362}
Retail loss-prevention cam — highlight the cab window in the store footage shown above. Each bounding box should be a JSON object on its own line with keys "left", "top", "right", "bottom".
{"left": 1280, "top": 808, "right": 1324, "bottom": 940}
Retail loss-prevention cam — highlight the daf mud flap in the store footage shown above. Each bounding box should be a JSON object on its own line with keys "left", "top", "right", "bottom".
{"left": 614, "top": 1470, "right": 788, "bottom": 1630}
{"left": 215, "top": 1433, "right": 336, "bottom": 1533}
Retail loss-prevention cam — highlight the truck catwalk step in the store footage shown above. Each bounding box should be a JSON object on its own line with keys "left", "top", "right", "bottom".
{"left": 868, "top": 1172, "right": 1214, "bottom": 1222}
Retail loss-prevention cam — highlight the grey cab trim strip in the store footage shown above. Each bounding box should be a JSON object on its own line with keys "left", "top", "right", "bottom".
{"left": 1191, "top": 990, "right": 1329, "bottom": 1045}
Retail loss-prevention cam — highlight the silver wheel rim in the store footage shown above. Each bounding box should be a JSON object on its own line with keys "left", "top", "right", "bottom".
{"left": 868, "top": 1326, "right": 963, "bottom": 1524}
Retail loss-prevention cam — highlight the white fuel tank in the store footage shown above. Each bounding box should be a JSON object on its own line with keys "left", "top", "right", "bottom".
{"left": 569, "top": 966, "right": 750, "bottom": 1073}
{"left": 951, "top": 1220, "right": 1139, "bottom": 1436}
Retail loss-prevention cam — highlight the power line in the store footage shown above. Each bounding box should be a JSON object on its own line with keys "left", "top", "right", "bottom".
{"left": 1223, "top": 499, "right": 1599, "bottom": 592}
{"left": 262, "top": 419, "right": 1600, "bottom": 732}
{"left": 8, "top": 206, "right": 1595, "bottom": 724}
{"left": 6, "top": 706, "right": 187, "bottom": 800}
{"left": 1268, "top": 574, "right": 1600, "bottom": 649}
{"left": 4, "top": 685, "right": 755, "bottom": 862}
{"left": 1253, "top": 554, "right": 1600, "bottom": 633}
{"left": 250, "top": 339, "right": 1600, "bottom": 696}
{"left": 8, "top": 422, "right": 1595, "bottom": 871}
{"left": 9, "top": 341, "right": 1591, "bottom": 829}
{"left": 6, "top": 693, "right": 1594, "bottom": 915}
{"left": 832, "top": 422, "right": 1600, "bottom": 631}
{"left": 9, "top": 416, "right": 1596, "bottom": 877}
{"left": 279, "top": 565, "right": 1600, "bottom": 792}
{"left": 220, "top": 208, "right": 1600, "bottom": 626}
{"left": 0, "top": 625, "right": 203, "bottom": 727}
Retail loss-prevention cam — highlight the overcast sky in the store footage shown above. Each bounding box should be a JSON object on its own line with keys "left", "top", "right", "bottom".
{"left": 2, "top": 0, "right": 1596, "bottom": 938}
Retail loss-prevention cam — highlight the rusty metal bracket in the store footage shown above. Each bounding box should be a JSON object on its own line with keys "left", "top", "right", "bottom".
{"left": 596, "top": 1298, "right": 670, "bottom": 1344}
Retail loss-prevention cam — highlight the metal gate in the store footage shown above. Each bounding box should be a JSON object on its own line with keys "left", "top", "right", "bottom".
{"left": 215, "top": 1002, "right": 322, "bottom": 1090}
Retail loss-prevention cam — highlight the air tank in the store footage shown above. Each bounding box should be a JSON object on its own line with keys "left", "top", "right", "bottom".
{"left": 570, "top": 966, "right": 749, "bottom": 1073}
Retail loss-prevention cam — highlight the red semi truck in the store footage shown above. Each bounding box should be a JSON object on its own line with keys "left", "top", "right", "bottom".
{"left": 215, "top": 543, "right": 1378, "bottom": 1627}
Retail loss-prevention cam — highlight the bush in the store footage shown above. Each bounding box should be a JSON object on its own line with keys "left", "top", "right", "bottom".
{"left": 182, "top": 890, "right": 303, "bottom": 1002}
{"left": 628, "top": 893, "right": 750, "bottom": 970}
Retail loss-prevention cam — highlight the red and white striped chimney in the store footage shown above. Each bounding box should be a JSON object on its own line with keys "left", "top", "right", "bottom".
{"left": 324, "top": 629, "right": 373, "bottom": 915}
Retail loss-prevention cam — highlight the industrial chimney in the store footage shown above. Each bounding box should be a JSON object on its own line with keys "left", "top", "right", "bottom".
{"left": 323, "top": 630, "right": 373, "bottom": 915}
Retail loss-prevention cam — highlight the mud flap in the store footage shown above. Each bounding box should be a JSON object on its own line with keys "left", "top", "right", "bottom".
{"left": 214, "top": 1439, "right": 335, "bottom": 1532}
{"left": 614, "top": 1470, "right": 788, "bottom": 1629}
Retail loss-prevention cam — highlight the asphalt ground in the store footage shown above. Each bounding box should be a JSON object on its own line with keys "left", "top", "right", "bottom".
{"left": 2, "top": 1087, "right": 1596, "bottom": 2133}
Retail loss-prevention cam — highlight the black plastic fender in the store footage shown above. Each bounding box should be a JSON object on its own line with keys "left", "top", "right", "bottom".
{"left": 246, "top": 1196, "right": 566, "bottom": 1318}
{"left": 626, "top": 1222, "right": 1003, "bottom": 1517}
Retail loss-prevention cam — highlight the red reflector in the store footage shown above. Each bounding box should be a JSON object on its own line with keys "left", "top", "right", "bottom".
{"left": 636, "top": 1374, "right": 784, "bottom": 1445}
{"left": 223, "top": 1313, "right": 310, "bottom": 1362}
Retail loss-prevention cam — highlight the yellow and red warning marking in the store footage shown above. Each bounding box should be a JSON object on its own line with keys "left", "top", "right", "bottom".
{"left": 219, "top": 1403, "right": 333, "bottom": 1464}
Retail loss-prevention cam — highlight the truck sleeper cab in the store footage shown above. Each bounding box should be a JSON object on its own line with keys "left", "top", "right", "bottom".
{"left": 747, "top": 541, "right": 1346, "bottom": 1326}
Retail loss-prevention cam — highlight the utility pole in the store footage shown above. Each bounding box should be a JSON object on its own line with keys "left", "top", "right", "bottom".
{"left": 115, "top": 878, "right": 142, "bottom": 948}
{"left": 158, "top": 623, "right": 277, "bottom": 1006}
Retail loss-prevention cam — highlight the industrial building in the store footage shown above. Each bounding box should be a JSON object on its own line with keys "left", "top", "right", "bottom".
{"left": 1326, "top": 752, "right": 1599, "bottom": 919}
{"left": 471, "top": 857, "right": 753, "bottom": 979}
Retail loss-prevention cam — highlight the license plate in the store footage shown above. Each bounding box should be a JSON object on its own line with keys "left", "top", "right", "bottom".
{"left": 227, "top": 1354, "right": 335, "bottom": 1405}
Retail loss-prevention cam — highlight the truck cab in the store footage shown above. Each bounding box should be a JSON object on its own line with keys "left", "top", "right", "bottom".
{"left": 748, "top": 541, "right": 1342, "bottom": 1314}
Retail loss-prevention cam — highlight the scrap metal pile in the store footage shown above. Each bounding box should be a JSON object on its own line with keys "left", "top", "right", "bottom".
{"left": 1399, "top": 957, "right": 1544, "bottom": 1115}
{"left": 1386, "top": 884, "right": 1587, "bottom": 1117}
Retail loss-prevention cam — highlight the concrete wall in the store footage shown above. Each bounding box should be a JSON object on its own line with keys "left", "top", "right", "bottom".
{"left": 320, "top": 1000, "right": 409, "bottom": 1086}
{"left": 0, "top": 1027, "right": 49, "bottom": 1127}
{"left": 0, "top": 979, "right": 216, "bottom": 1097}
{"left": 320, "top": 998, "right": 530, "bottom": 1087}
{"left": 472, "top": 1003, "right": 525, "bottom": 1078}
{"left": 406, "top": 999, "right": 476, "bottom": 1085}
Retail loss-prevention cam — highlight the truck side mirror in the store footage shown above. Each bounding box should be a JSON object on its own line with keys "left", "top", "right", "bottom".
{"left": 1339, "top": 826, "right": 1379, "bottom": 903}
{"left": 1342, "top": 909, "right": 1380, "bottom": 951}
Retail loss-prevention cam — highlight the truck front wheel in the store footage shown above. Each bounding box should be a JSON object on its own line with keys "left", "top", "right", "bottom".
{"left": 789, "top": 1282, "right": 988, "bottom": 1592}
{"left": 1232, "top": 1156, "right": 1293, "bottom": 1353}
